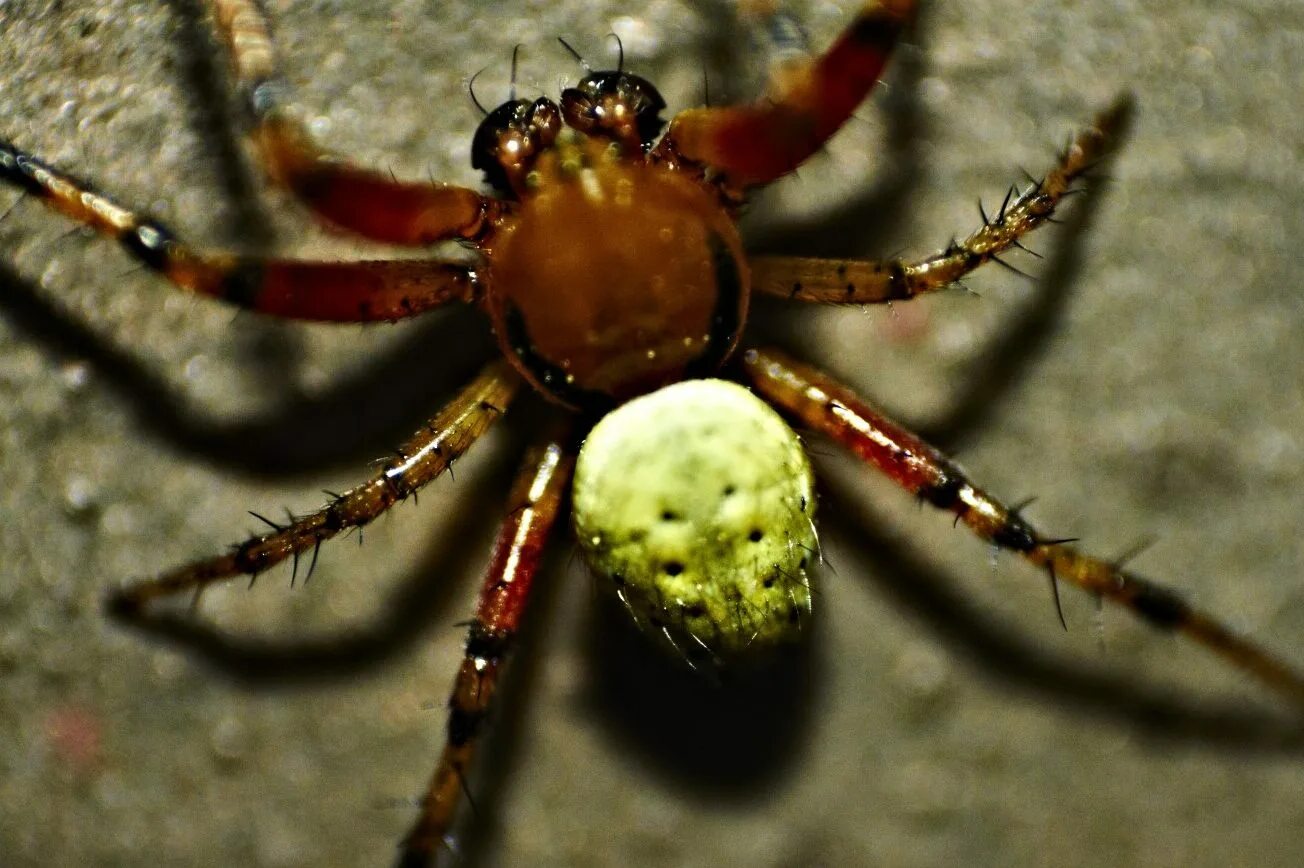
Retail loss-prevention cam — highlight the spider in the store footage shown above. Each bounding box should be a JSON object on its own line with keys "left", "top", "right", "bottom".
{"left": 2, "top": 0, "right": 1303, "bottom": 865}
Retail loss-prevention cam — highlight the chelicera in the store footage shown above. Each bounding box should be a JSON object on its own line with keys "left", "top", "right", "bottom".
{"left": 3, "top": 0, "right": 1303, "bottom": 864}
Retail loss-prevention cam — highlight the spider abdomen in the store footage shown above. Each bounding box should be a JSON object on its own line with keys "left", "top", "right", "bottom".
{"left": 485, "top": 134, "right": 749, "bottom": 409}
{"left": 572, "top": 379, "right": 816, "bottom": 666}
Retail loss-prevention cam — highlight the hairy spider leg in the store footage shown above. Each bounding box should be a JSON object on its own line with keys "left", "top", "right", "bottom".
{"left": 400, "top": 430, "right": 576, "bottom": 866}
{"left": 106, "top": 361, "right": 521, "bottom": 616}
{"left": 654, "top": 0, "right": 918, "bottom": 189}
{"left": 742, "top": 348, "right": 1304, "bottom": 711}
{"left": 209, "top": 0, "right": 500, "bottom": 245}
{"left": 0, "top": 141, "right": 475, "bottom": 321}
{"left": 751, "top": 96, "right": 1132, "bottom": 304}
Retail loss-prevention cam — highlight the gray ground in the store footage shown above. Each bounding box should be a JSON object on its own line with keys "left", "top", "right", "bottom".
{"left": 1, "top": 1, "right": 1302, "bottom": 866}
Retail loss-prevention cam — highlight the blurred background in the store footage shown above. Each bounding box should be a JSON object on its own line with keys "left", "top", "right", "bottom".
{"left": 1, "top": 1, "right": 1302, "bottom": 865}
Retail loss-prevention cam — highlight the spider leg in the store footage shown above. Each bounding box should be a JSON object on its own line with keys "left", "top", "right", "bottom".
{"left": 105, "top": 360, "right": 521, "bottom": 616}
{"left": 399, "top": 427, "right": 576, "bottom": 866}
{"left": 741, "top": 347, "right": 1304, "bottom": 711}
{"left": 0, "top": 141, "right": 475, "bottom": 321}
{"left": 654, "top": 0, "right": 918, "bottom": 189}
{"left": 208, "top": 0, "right": 499, "bottom": 245}
{"left": 752, "top": 97, "right": 1132, "bottom": 304}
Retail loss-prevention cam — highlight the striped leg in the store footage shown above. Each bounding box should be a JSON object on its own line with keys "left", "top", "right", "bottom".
{"left": 752, "top": 97, "right": 1132, "bottom": 304}
{"left": 209, "top": 0, "right": 498, "bottom": 244}
{"left": 106, "top": 360, "right": 521, "bottom": 616}
{"left": 399, "top": 428, "right": 575, "bottom": 866}
{"left": 0, "top": 142, "right": 474, "bottom": 321}
{"left": 654, "top": 0, "right": 917, "bottom": 189}
{"left": 741, "top": 347, "right": 1304, "bottom": 711}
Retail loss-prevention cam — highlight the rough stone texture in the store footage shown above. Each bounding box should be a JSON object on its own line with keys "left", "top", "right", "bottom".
{"left": 1, "top": 1, "right": 1302, "bottom": 866}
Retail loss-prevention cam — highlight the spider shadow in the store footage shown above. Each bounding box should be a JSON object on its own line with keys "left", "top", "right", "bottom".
{"left": 817, "top": 472, "right": 1304, "bottom": 752}
{"left": 164, "top": 0, "right": 307, "bottom": 395}
{"left": 578, "top": 592, "right": 823, "bottom": 799}
{"left": 564, "top": 5, "right": 932, "bottom": 807}
{"left": 8, "top": 3, "right": 1291, "bottom": 863}
{"left": 163, "top": 0, "right": 275, "bottom": 249}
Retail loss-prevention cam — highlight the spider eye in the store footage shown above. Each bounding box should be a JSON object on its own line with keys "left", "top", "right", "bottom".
{"left": 560, "top": 71, "right": 666, "bottom": 150}
{"left": 471, "top": 97, "right": 562, "bottom": 195}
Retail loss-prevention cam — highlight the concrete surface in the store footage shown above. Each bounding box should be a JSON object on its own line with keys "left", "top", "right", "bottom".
{"left": 1, "top": 1, "right": 1302, "bottom": 866}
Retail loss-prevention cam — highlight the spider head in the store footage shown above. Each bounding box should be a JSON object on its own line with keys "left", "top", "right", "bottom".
{"left": 471, "top": 97, "right": 563, "bottom": 196}
{"left": 560, "top": 71, "right": 667, "bottom": 153}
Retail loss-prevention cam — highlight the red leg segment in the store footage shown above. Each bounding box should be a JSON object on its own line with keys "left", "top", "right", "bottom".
{"left": 399, "top": 428, "right": 576, "bottom": 866}
{"left": 654, "top": 0, "right": 917, "bottom": 189}
{"left": 209, "top": 0, "right": 499, "bottom": 244}
{"left": 201, "top": 259, "right": 475, "bottom": 322}
{"left": 106, "top": 360, "right": 521, "bottom": 616}
{"left": 742, "top": 347, "right": 1304, "bottom": 711}
{"left": 0, "top": 141, "right": 474, "bottom": 321}
{"left": 752, "top": 98, "right": 1131, "bottom": 304}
